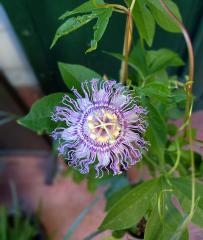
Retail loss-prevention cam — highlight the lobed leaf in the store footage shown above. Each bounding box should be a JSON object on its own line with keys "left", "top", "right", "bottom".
{"left": 52, "top": 1, "right": 113, "bottom": 52}
{"left": 51, "top": 13, "right": 97, "bottom": 48}
{"left": 86, "top": 8, "right": 113, "bottom": 53}
{"left": 146, "top": 48, "right": 184, "bottom": 74}
{"left": 59, "top": 0, "right": 105, "bottom": 20}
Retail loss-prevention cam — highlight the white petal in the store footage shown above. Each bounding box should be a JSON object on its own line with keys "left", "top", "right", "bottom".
{"left": 97, "top": 152, "right": 110, "bottom": 166}
{"left": 93, "top": 89, "right": 106, "bottom": 102}
{"left": 61, "top": 127, "right": 77, "bottom": 141}
{"left": 124, "top": 110, "right": 139, "bottom": 121}
{"left": 75, "top": 143, "right": 88, "bottom": 159}
{"left": 111, "top": 94, "right": 127, "bottom": 107}
{"left": 77, "top": 98, "right": 91, "bottom": 110}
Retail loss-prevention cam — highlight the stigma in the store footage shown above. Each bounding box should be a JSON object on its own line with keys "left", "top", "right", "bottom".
{"left": 87, "top": 109, "right": 121, "bottom": 144}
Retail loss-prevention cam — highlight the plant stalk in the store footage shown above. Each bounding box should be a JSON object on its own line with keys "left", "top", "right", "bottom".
{"left": 160, "top": 0, "right": 195, "bottom": 226}
{"left": 159, "top": 0, "right": 194, "bottom": 131}
{"left": 120, "top": 1, "right": 136, "bottom": 85}
{"left": 93, "top": 0, "right": 128, "bottom": 14}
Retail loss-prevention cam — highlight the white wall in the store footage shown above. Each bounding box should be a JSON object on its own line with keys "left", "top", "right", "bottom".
{"left": 0, "top": 4, "right": 39, "bottom": 87}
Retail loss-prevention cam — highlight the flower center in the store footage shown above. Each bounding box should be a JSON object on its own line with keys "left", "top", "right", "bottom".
{"left": 87, "top": 109, "right": 121, "bottom": 144}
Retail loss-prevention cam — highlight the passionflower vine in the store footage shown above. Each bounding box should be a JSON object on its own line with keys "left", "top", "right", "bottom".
{"left": 51, "top": 79, "right": 147, "bottom": 177}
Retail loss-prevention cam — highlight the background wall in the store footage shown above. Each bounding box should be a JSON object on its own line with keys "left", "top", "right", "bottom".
{"left": 1, "top": 0, "right": 203, "bottom": 109}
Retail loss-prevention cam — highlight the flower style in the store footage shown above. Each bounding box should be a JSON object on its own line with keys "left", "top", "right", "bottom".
{"left": 51, "top": 79, "right": 147, "bottom": 177}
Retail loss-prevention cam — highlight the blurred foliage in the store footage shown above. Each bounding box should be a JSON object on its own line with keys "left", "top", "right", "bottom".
{"left": 0, "top": 183, "right": 47, "bottom": 240}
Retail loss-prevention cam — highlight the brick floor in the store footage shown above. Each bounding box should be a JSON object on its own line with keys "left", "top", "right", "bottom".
{"left": 0, "top": 154, "right": 110, "bottom": 240}
{"left": 0, "top": 111, "right": 203, "bottom": 240}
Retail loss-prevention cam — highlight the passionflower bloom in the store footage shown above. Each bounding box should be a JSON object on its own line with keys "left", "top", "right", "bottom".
{"left": 51, "top": 79, "right": 147, "bottom": 177}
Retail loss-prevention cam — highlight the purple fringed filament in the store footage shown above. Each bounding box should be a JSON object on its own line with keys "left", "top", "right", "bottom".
{"left": 51, "top": 79, "right": 147, "bottom": 177}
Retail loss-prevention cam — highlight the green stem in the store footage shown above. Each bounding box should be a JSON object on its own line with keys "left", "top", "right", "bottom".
{"left": 92, "top": 0, "right": 128, "bottom": 13}
{"left": 130, "top": 0, "right": 137, "bottom": 12}
{"left": 120, "top": 1, "right": 136, "bottom": 84}
{"left": 189, "top": 125, "right": 195, "bottom": 216}
{"left": 168, "top": 140, "right": 180, "bottom": 175}
{"left": 159, "top": 0, "right": 195, "bottom": 227}
{"left": 159, "top": 0, "right": 194, "bottom": 131}
{"left": 94, "top": 0, "right": 135, "bottom": 85}
{"left": 120, "top": 14, "right": 132, "bottom": 84}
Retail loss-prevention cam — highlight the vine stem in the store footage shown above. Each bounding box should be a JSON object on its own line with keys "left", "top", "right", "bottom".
{"left": 120, "top": 0, "right": 136, "bottom": 84}
{"left": 130, "top": 0, "right": 137, "bottom": 12}
{"left": 92, "top": 0, "right": 128, "bottom": 14}
{"left": 168, "top": 140, "right": 180, "bottom": 175}
{"left": 159, "top": 0, "right": 194, "bottom": 132}
{"left": 159, "top": 0, "right": 195, "bottom": 227}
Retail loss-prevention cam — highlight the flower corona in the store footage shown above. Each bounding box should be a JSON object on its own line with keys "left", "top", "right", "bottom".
{"left": 51, "top": 79, "right": 147, "bottom": 177}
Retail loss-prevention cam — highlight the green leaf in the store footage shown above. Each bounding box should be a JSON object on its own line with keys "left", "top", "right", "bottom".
{"left": 104, "top": 175, "right": 129, "bottom": 199}
{"left": 148, "top": 69, "right": 169, "bottom": 85}
{"left": 86, "top": 8, "right": 112, "bottom": 53}
{"left": 104, "top": 42, "right": 149, "bottom": 80}
{"left": 144, "top": 193, "right": 189, "bottom": 240}
{"left": 0, "top": 207, "right": 8, "bottom": 240}
{"left": 58, "top": 62, "right": 101, "bottom": 91}
{"left": 178, "top": 194, "right": 203, "bottom": 229}
{"left": 129, "top": 43, "right": 150, "bottom": 79}
{"left": 105, "top": 185, "right": 132, "bottom": 211}
{"left": 170, "top": 89, "right": 187, "bottom": 103}
{"left": 167, "top": 123, "right": 178, "bottom": 136}
{"left": 103, "top": 51, "right": 146, "bottom": 80}
{"left": 147, "top": 0, "right": 182, "bottom": 32}
{"left": 17, "top": 93, "right": 64, "bottom": 134}
{"left": 99, "top": 178, "right": 160, "bottom": 231}
{"left": 52, "top": 1, "right": 112, "bottom": 52}
{"left": 140, "top": 81, "right": 170, "bottom": 102}
{"left": 171, "top": 177, "right": 203, "bottom": 198}
{"left": 112, "top": 230, "right": 126, "bottom": 239}
{"left": 132, "top": 0, "right": 155, "bottom": 46}
{"left": 171, "top": 177, "right": 203, "bottom": 228}
{"left": 51, "top": 13, "right": 97, "bottom": 48}
{"left": 145, "top": 103, "right": 167, "bottom": 159}
{"left": 146, "top": 49, "right": 184, "bottom": 74}
{"left": 59, "top": 0, "right": 104, "bottom": 20}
